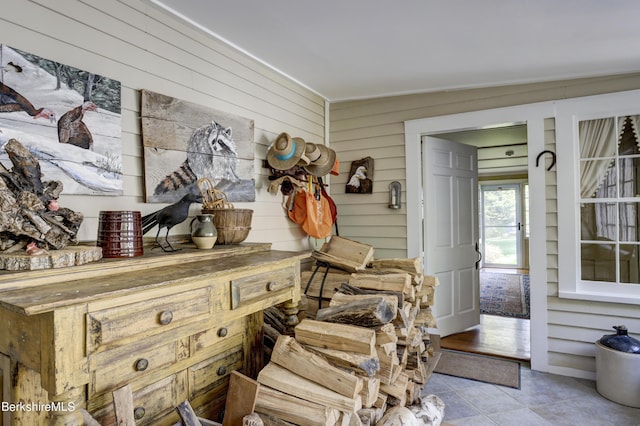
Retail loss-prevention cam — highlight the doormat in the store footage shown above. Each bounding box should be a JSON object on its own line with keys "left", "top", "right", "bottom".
{"left": 434, "top": 349, "right": 521, "bottom": 389}
{"left": 480, "top": 272, "right": 530, "bottom": 319}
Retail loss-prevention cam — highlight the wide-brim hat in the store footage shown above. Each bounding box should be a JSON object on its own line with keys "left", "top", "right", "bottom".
{"left": 304, "top": 144, "right": 337, "bottom": 177}
{"left": 267, "top": 133, "right": 309, "bottom": 170}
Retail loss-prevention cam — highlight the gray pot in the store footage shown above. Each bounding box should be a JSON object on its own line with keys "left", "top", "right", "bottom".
{"left": 595, "top": 326, "right": 640, "bottom": 408}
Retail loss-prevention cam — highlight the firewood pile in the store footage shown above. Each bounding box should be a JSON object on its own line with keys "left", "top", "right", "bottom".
{"left": 260, "top": 236, "right": 442, "bottom": 425}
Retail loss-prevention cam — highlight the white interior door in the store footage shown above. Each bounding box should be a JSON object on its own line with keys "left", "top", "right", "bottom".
{"left": 422, "top": 136, "right": 480, "bottom": 337}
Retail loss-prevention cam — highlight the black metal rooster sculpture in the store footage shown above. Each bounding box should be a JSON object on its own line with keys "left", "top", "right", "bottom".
{"left": 142, "top": 193, "right": 202, "bottom": 252}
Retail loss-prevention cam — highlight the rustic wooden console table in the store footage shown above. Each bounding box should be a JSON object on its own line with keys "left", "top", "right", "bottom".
{"left": 0, "top": 243, "right": 308, "bottom": 425}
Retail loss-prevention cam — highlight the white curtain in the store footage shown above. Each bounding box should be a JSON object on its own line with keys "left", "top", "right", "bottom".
{"left": 579, "top": 118, "right": 617, "bottom": 198}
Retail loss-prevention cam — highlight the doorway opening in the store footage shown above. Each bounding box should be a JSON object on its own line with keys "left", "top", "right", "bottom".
{"left": 431, "top": 125, "right": 531, "bottom": 361}
{"left": 405, "top": 102, "right": 551, "bottom": 370}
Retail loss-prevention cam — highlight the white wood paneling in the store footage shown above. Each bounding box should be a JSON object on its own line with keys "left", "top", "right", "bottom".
{"left": 331, "top": 74, "right": 640, "bottom": 377}
{"left": 1, "top": 0, "right": 325, "bottom": 251}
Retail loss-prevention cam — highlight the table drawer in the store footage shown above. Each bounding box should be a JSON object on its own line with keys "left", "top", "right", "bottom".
{"left": 191, "top": 317, "right": 245, "bottom": 355}
{"left": 189, "top": 338, "right": 243, "bottom": 398}
{"left": 231, "top": 266, "right": 295, "bottom": 310}
{"left": 90, "top": 373, "right": 184, "bottom": 426}
{"left": 87, "top": 287, "right": 211, "bottom": 352}
{"left": 89, "top": 338, "right": 186, "bottom": 396}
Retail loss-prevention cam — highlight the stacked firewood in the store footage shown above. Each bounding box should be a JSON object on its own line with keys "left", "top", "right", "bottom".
{"left": 259, "top": 236, "right": 441, "bottom": 425}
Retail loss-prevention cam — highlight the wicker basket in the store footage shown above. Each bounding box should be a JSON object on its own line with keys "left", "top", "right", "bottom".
{"left": 201, "top": 208, "right": 253, "bottom": 244}
{"left": 198, "top": 178, "right": 254, "bottom": 244}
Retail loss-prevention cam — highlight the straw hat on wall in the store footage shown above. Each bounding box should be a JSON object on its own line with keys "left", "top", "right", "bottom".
{"left": 267, "top": 132, "right": 309, "bottom": 170}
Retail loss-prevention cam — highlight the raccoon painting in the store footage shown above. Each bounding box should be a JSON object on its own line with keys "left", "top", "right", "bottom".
{"left": 154, "top": 121, "right": 240, "bottom": 195}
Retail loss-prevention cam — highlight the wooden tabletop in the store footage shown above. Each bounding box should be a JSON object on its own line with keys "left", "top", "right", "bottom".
{"left": 0, "top": 243, "right": 311, "bottom": 315}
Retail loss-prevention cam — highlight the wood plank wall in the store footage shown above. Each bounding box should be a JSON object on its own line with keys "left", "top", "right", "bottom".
{"left": 330, "top": 73, "right": 640, "bottom": 259}
{"left": 330, "top": 74, "right": 640, "bottom": 377}
{"left": 0, "top": 0, "right": 325, "bottom": 251}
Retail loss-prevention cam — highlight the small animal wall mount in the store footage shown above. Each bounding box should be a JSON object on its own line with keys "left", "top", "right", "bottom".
{"left": 0, "top": 44, "right": 123, "bottom": 195}
{"left": 346, "top": 156, "right": 374, "bottom": 194}
{"left": 140, "top": 90, "right": 255, "bottom": 203}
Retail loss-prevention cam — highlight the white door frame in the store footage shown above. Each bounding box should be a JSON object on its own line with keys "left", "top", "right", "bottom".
{"left": 404, "top": 102, "right": 555, "bottom": 372}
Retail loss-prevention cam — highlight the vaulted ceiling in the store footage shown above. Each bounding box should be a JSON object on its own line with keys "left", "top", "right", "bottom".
{"left": 150, "top": 0, "right": 640, "bottom": 102}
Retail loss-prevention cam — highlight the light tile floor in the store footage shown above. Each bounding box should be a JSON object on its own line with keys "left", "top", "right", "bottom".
{"left": 422, "top": 365, "right": 640, "bottom": 425}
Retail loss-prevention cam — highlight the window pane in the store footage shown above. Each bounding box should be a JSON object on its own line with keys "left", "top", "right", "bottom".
{"left": 483, "top": 189, "right": 516, "bottom": 226}
{"left": 619, "top": 244, "right": 640, "bottom": 284}
{"left": 619, "top": 203, "right": 640, "bottom": 242}
{"left": 580, "top": 159, "right": 616, "bottom": 198}
{"left": 581, "top": 202, "right": 616, "bottom": 241}
{"left": 484, "top": 227, "right": 517, "bottom": 265}
{"left": 579, "top": 117, "right": 616, "bottom": 159}
{"left": 581, "top": 243, "right": 616, "bottom": 282}
{"left": 619, "top": 156, "right": 640, "bottom": 198}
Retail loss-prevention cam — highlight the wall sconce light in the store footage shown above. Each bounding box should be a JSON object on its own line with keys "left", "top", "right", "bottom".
{"left": 388, "top": 181, "right": 401, "bottom": 209}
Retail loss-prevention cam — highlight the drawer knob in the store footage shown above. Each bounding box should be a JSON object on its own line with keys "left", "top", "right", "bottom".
{"left": 218, "top": 327, "right": 228, "bottom": 337}
{"left": 135, "top": 358, "right": 149, "bottom": 371}
{"left": 217, "top": 366, "right": 227, "bottom": 376}
{"left": 134, "top": 407, "right": 146, "bottom": 420}
{"left": 267, "top": 281, "right": 277, "bottom": 291}
{"left": 158, "top": 310, "right": 173, "bottom": 325}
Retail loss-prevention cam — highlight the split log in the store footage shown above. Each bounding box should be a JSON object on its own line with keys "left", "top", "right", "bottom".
{"left": 357, "top": 408, "right": 376, "bottom": 426}
{"left": 397, "top": 327, "right": 423, "bottom": 348}
{"left": 306, "top": 346, "right": 380, "bottom": 377}
{"left": 295, "top": 319, "right": 376, "bottom": 355}
{"left": 369, "top": 258, "right": 422, "bottom": 275}
{"left": 263, "top": 323, "right": 282, "bottom": 350}
{"left": 315, "top": 298, "right": 395, "bottom": 327}
{"left": 312, "top": 236, "right": 374, "bottom": 272}
{"left": 80, "top": 409, "right": 101, "bottom": 426}
{"left": 257, "top": 413, "right": 297, "bottom": 426}
{"left": 302, "top": 270, "right": 350, "bottom": 299}
{"left": 379, "top": 372, "right": 409, "bottom": 405}
{"left": 360, "top": 377, "right": 381, "bottom": 408}
{"left": 271, "top": 335, "right": 363, "bottom": 399}
{"left": 417, "top": 285, "right": 435, "bottom": 308}
{"left": 375, "top": 407, "right": 418, "bottom": 426}
{"left": 414, "top": 307, "right": 436, "bottom": 328}
{"left": 422, "top": 275, "right": 439, "bottom": 287}
{"left": 377, "top": 342, "right": 397, "bottom": 357}
{"left": 257, "top": 363, "right": 362, "bottom": 413}
{"left": 348, "top": 273, "right": 412, "bottom": 295}
{"left": 329, "top": 293, "right": 398, "bottom": 320}
{"left": 255, "top": 385, "right": 340, "bottom": 426}
{"left": 376, "top": 324, "right": 398, "bottom": 346}
{"left": 376, "top": 345, "right": 399, "bottom": 384}
{"left": 264, "top": 306, "right": 288, "bottom": 335}
{"left": 338, "top": 282, "right": 404, "bottom": 307}
{"left": 222, "top": 371, "right": 260, "bottom": 426}
{"left": 373, "top": 393, "right": 387, "bottom": 410}
{"left": 112, "top": 384, "right": 136, "bottom": 426}
{"left": 176, "top": 400, "right": 202, "bottom": 426}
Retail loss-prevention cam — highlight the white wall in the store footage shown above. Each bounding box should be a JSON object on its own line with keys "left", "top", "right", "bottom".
{"left": 1, "top": 0, "right": 325, "bottom": 251}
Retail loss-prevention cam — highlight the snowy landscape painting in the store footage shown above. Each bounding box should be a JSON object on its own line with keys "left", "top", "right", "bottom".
{"left": 0, "top": 45, "right": 122, "bottom": 195}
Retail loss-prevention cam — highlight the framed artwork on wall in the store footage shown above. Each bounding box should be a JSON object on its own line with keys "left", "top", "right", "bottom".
{"left": 141, "top": 90, "right": 255, "bottom": 203}
{"left": 0, "top": 45, "right": 123, "bottom": 195}
{"left": 346, "top": 156, "right": 374, "bottom": 194}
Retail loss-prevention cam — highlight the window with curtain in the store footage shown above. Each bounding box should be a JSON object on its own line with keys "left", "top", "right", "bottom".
{"left": 579, "top": 115, "right": 640, "bottom": 284}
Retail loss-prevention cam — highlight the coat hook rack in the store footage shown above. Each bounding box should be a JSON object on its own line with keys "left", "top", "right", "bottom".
{"left": 536, "top": 150, "right": 556, "bottom": 171}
